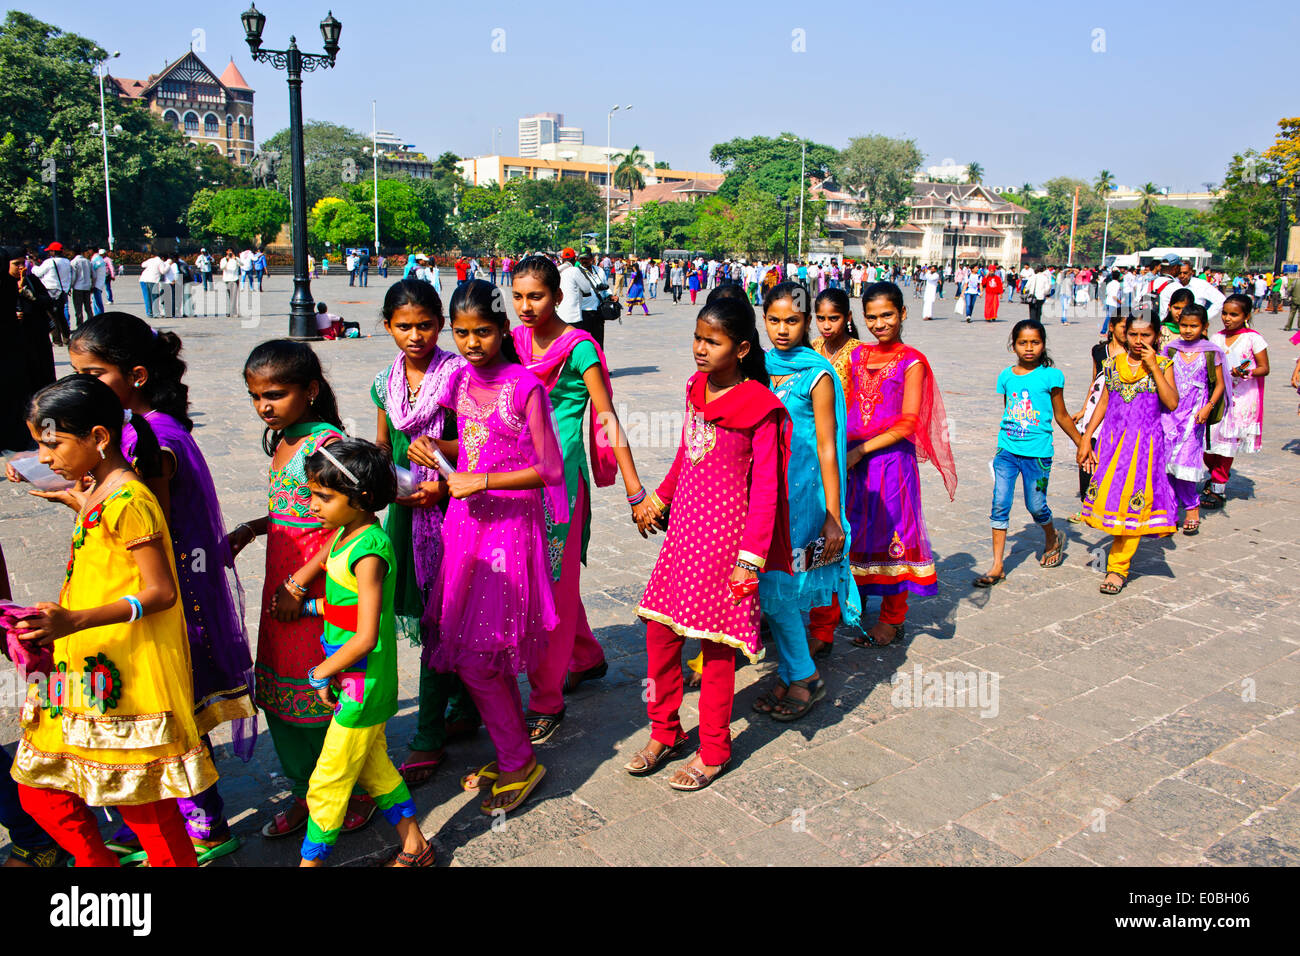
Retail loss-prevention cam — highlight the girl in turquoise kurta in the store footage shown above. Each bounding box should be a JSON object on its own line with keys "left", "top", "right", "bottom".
{"left": 754, "top": 283, "right": 860, "bottom": 720}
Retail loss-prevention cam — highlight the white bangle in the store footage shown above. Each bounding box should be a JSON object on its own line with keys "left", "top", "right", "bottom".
{"left": 122, "top": 595, "right": 144, "bottom": 622}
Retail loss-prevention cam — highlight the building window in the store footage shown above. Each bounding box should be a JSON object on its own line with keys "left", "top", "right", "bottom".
{"left": 238, "top": 116, "right": 246, "bottom": 141}
{"left": 163, "top": 110, "right": 179, "bottom": 130}
{"left": 204, "top": 113, "right": 218, "bottom": 137}
{"left": 226, "top": 115, "right": 234, "bottom": 139}
{"left": 184, "top": 111, "right": 199, "bottom": 135}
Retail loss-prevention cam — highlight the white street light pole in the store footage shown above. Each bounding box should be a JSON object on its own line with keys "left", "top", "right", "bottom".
{"left": 97, "top": 51, "right": 120, "bottom": 249}
{"left": 371, "top": 99, "right": 379, "bottom": 255}
{"left": 1100, "top": 197, "right": 1113, "bottom": 265}
{"left": 605, "top": 104, "right": 631, "bottom": 255}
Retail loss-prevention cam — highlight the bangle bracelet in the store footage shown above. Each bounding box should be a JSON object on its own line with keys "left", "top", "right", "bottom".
{"left": 736, "top": 560, "right": 760, "bottom": 574}
{"left": 307, "top": 666, "right": 331, "bottom": 690}
{"left": 627, "top": 488, "right": 646, "bottom": 506}
{"left": 122, "top": 595, "right": 144, "bottom": 622}
{"left": 284, "top": 577, "right": 307, "bottom": 597}
{"left": 484, "top": 473, "right": 490, "bottom": 491}
{"left": 235, "top": 522, "right": 252, "bottom": 539}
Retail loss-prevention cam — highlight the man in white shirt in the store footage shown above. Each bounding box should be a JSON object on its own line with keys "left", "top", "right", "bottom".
{"left": 69, "top": 248, "right": 94, "bottom": 329}
{"left": 558, "top": 247, "right": 605, "bottom": 349}
{"left": 346, "top": 252, "right": 357, "bottom": 287}
{"left": 138, "top": 253, "right": 166, "bottom": 319}
{"left": 647, "top": 260, "right": 660, "bottom": 300}
{"left": 1121, "top": 268, "right": 1136, "bottom": 316}
{"left": 220, "top": 248, "right": 242, "bottom": 317}
{"left": 1158, "top": 259, "right": 1225, "bottom": 323}
{"left": 922, "top": 266, "right": 939, "bottom": 319}
{"left": 1026, "top": 265, "right": 1052, "bottom": 323}
{"left": 34, "top": 243, "right": 73, "bottom": 343}
{"left": 196, "top": 249, "right": 213, "bottom": 292}
{"left": 239, "top": 247, "right": 255, "bottom": 290}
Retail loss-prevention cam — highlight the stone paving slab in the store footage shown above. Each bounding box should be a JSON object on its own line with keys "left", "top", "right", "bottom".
{"left": 2, "top": 275, "right": 1297, "bottom": 866}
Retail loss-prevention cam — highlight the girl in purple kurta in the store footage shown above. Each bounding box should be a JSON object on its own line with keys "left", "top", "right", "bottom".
{"left": 66, "top": 314, "right": 252, "bottom": 863}
{"left": 433, "top": 281, "right": 567, "bottom": 817}
{"left": 1163, "top": 304, "right": 1227, "bottom": 536}
{"left": 1079, "top": 314, "right": 1180, "bottom": 594}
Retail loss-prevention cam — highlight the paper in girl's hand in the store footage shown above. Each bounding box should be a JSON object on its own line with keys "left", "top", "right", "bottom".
{"left": 394, "top": 466, "right": 417, "bottom": 497}
{"left": 433, "top": 448, "right": 457, "bottom": 477}
{"left": 7, "top": 453, "right": 75, "bottom": 492}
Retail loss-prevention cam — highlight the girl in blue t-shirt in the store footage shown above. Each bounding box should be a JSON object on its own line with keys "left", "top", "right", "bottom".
{"left": 974, "top": 319, "right": 1086, "bottom": 587}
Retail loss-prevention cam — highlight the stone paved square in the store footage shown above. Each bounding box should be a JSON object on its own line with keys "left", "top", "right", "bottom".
{"left": 2, "top": 273, "right": 1297, "bottom": 866}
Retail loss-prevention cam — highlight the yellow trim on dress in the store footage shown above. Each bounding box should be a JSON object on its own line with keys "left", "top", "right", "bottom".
{"left": 12, "top": 739, "right": 219, "bottom": 807}
{"left": 737, "top": 550, "right": 766, "bottom": 570}
{"left": 635, "top": 606, "right": 765, "bottom": 664}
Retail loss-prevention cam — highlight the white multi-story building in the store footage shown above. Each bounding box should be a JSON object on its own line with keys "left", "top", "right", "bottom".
{"left": 517, "top": 112, "right": 585, "bottom": 157}
{"left": 813, "top": 180, "right": 1026, "bottom": 268}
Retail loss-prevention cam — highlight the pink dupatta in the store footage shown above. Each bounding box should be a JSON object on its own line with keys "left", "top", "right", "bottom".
{"left": 512, "top": 325, "right": 618, "bottom": 487}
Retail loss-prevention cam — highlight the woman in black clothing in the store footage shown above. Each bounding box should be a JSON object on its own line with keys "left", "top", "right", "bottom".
{"left": 0, "top": 247, "right": 57, "bottom": 449}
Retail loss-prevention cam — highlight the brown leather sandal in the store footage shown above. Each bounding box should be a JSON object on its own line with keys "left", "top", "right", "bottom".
{"left": 624, "top": 737, "right": 688, "bottom": 776}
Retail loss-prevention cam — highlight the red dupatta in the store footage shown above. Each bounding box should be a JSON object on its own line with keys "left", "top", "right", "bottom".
{"left": 849, "top": 344, "right": 957, "bottom": 501}
{"left": 512, "top": 325, "right": 618, "bottom": 487}
{"left": 688, "top": 373, "right": 794, "bottom": 574}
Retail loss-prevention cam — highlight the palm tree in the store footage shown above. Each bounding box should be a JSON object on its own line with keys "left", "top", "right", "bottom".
{"left": 611, "top": 145, "right": 648, "bottom": 214}
{"left": 965, "top": 161, "right": 984, "bottom": 184}
{"left": 1093, "top": 169, "right": 1115, "bottom": 199}
{"left": 1136, "top": 182, "right": 1161, "bottom": 217}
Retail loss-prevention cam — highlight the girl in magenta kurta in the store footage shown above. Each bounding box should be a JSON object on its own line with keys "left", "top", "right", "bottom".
{"left": 434, "top": 281, "right": 568, "bottom": 816}
{"left": 631, "top": 297, "right": 792, "bottom": 792}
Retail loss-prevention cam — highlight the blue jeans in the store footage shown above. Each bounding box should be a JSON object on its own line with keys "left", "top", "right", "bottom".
{"left": 990, "top": 448, "right": 1053, "bottom": 530}
{"left": 648, "top": 282, "right": 657, "bottom": 298}
{"left": 139, "top": 280, "right": 153, "bottom": 317}
{"left": 1, "top": 745, "right": 54, "bottom": 852}
{"left": 763, "top": 598, "right": 817, "bottom": 686}
{"left": 964, "top": 292, "right": 977, "bottom": 316}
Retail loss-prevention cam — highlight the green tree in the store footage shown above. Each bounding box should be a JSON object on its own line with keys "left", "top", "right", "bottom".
{"left": 185, "top": 187, "right": 219, "bottom": 242}
{"left": 686, "top": 197, "right": 735, "bottom": 256}
{"left": 308, "top": 196, "right": 370, "bottom": 250}
{"left": 494, "top": 206, "right": 549, "bottom": 253}
{"left": 1093, "top": 169, "right": 1115, "bottom": 199}
{"left": 710, "top": 133, "right": 838, "bottom": 203}
{"left": 611, "top": 145, "right": 648, "bottom": 209}
{"left": 965, "top": 161, "right": 984, "bottom": 184}
{"left": 261, "top": 121, "right": 373, "bottom": 210}
{"left": 834, "top": 134, "right": 924, "bottom": 249}
{"left": 349, "top": 178, "right": 430, "bottom": 249}
{"left": 202, "top": 188, "right": 289, "bottom": 247}
{"left": 0, "top": 11, "right": 246, "bottom": 245}
{"left": 1210, "top": 151, "right": 1277, "bottom": 267}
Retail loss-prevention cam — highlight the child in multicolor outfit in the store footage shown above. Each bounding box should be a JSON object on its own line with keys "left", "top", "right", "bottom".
{"left": 231, "top": 341, "right": 372, "bottom": 839}
{"left": 630, "top": 297, "right": 792, "bottom": 790}
{"left": 1163, "top": 304, "right": 1227, "bottom": 535}
{"left": 274, "top": 439, "right": 431, "bottom": 867}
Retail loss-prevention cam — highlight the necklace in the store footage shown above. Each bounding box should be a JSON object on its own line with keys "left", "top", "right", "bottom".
{"left": 81, "top": 467, "right": 131, "bottom": 516}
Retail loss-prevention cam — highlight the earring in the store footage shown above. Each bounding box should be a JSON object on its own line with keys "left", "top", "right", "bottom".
{"left": 133, "top": 382, "right": 142, "bottom": 389}
{"left": 98, "top": 446, "right": 106, "bottom": 460}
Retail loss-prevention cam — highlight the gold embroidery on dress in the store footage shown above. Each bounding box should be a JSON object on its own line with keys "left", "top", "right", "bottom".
{"left": 685, "top": 408, "right": 716, "bottom": 465}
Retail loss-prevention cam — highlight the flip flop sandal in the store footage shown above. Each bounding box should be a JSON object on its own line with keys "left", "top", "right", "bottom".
{"left": 389, "top": 844, "right": 436, "bottom": 868}
{"left": 1040, "top": 544, "right": 1065, "bottom": 569}
{"left": 1182, "top": 520, "right": 1200, "bottom": 536}
{"left": 809, "top": 638, "right": 833, "bottom": 659}
{"left": 668, "top": 758, "right": 731, "bottom": 792}
{"left": 624, "top": 737, "right": 690, "bottom": 776}
{"left": 751, "top": 679, "right": 789, "bottom": 714}
{"left": 192, "top": 834, "right": 241, "bottom": 866}
{"left": 342, "top": 794, "right": 377, "bottom": 834}
{"left": 770, "top": 677, "right": 827, "bottom": 723}
{"left": 260, "top": 797, "right": 309, "bottom": 840}
{"left": 562, "top": 660, "right": 608, "bottom": 694}
{"left": 479, "top": 762, "right": 546, "bottom": 815}
{"left": 525, "top": 708, "right": 566, "bottom": 745}
{"left": 1099, "top": 574, "right": 1127, "bottom": 595}
{"left": 5, "top": 844, "right": 72, "bottom": 868}
{"left": 972, "top": 574, "right": 1006, "bottom": 588}
{"left": 398, "top": 752, "right": 446, "bottom": 787}
{"left": 460, "top": 762, "right": 499, "bottom": 793}
{"left": 1199, "top": 491, "right": 1225, "bottom": 510}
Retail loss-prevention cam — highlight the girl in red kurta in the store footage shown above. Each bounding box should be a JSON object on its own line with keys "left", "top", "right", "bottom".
{"left": 630, "top": 298, "right": 792, "bottom": 791}
{"left": 983, "top": 268, "right": 1004, "bottom": 321}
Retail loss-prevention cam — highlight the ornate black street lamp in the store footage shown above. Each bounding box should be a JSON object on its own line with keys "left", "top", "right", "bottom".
{"left": 241, "top": 5, "right": 342, "bottom": 339}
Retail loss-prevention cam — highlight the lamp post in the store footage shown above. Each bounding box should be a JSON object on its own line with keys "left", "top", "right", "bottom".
{"left": 949, "top": 218, "right": 966, "bottom": 289}
{"left": 29, "top": 142, "right": 72, "bottom": 243}
{"left": 1273, "top": 174, "right": 1296, "bottom": 275}
{"left": 605, "top": 104, "right": 631, "bottom": 255}
{"left": 241, "top": 4, "right": 342, "bottom": 339}
{"left": 371, "top": 99, "right": 380, "bottom": 257}
{"left": 1100, "top": 196, "right": 1114, "bottom": 266}
{"left": 94, "top": 51, "right": 120, "bottom": 249}
{"left": 780, "top": 200, "right": 791, "bottom": 269}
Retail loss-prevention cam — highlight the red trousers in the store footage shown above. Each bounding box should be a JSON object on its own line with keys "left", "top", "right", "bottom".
{"left": 809, "top": 591, "right": 907, "bottom": 643}
{"left": 18, "top": 786, "right": 197, "bottom": 867}
{"left": 645, "top": 621, "right": 734, "bottom": 766}
{"left": 1204, "top": 453, "right": 1233, "bottom": 491}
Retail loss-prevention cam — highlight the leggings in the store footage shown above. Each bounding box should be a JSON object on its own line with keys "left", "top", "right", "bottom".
{"left": 1171, "top": 477, "right": 1201, "bottom": 511}
{"left": 645, "top": 621, "right": 735, "bottom": 766}
{"left": 1203, "top": 453, "right": 1232, "bottom": 494}
{"left": 18, "top": 786, "right": 196, "bottom": 867}
{"left": 810, "top": 589, "right": 906, "bottom": 642}
{"left": 458, "top": 658, "right": 534, "bottom": 774}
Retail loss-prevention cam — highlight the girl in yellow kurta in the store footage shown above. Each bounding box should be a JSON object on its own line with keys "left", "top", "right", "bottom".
{"left": 9, "top": 376, "right": 216, "bottom": 867}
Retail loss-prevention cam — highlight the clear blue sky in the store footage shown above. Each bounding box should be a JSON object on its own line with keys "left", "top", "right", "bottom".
{"left": 17, "top": 0, "right": 1296, "bottom": 191}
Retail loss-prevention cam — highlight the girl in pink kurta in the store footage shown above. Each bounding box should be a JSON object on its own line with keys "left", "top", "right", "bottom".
{"left": 630, "top": 298, "right": 791, "bottom": 791}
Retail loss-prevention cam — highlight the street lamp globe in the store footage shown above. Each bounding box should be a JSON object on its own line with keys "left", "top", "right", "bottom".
{"left": 242, "top": 4, "right": 267, "bottom": 52}
{"left": 320, "top": 11, "right": 342, "bottom": 60}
